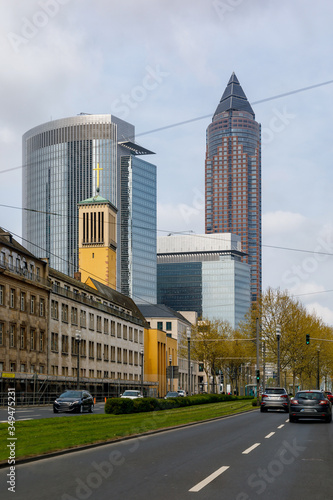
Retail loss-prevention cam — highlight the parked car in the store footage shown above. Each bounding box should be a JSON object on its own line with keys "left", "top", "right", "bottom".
{"left": 260, "top": 387, "right": 290, "bottom": 412}
{"left": 289, "top": 390, "right": 332, "bottom": 423}
{"left": 177, "top": 390, "right": 186, "bottom": 397}
{"left": 324, "top": 391, "right": 333, "bottom": 404}
{"left": 165, "top": 391, "right": 179, "bottom": 399}
{"left": 120, "top": 390, "right": 143, "bottom": 399}
{"left": 53, "top": 390, "right": 94, "bottom": 413}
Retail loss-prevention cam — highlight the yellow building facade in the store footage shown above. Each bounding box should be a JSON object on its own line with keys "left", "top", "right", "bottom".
{"left": 144, "top": 328, "right": 177, "bottom": 397}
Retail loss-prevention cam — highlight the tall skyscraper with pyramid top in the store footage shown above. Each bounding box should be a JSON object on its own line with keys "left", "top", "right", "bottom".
{"left": 205, "top": 73, "right": 261, "bottom": 301}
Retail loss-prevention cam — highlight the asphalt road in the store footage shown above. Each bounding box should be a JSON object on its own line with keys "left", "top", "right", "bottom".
{"left": 1, "top": 409, "right": 332, "bottom": 500}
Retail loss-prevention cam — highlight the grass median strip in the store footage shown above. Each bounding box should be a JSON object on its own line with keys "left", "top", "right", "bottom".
{"left": 0, "top": 400, "right": 255, "bottom": 462}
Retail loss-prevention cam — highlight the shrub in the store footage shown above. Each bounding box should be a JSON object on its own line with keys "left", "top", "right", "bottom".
{"left": 105, "top": 398, "right": 134, "bottom": 414}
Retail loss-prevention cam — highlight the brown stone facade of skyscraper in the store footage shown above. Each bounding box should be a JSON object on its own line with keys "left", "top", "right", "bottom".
{"left": 205, "top": 73, "right": 261, "bottom": 301}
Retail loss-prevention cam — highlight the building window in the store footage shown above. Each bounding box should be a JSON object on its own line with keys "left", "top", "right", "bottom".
{"left": 89, "top": 313, "right": 94, "bottom": 330}
{"left": 134, "top": 329, "right": 138, "bottom": 343}
{"left": 80, "top": 310, "right": 86, "bottom": 328}
{"left": 30, "top": 295, "right": 35, "bottom": 314}
{"left": 111, "top": 320, "right": 115, "bottom": 336}
{"left": 117, "top": 347, "right": 122, "bottom": 363}
{"left": 51, "top": 332, "right": 58, "bottom": 352}
{"left": 157, "top": 321, "right": 163, "bottom": 330}
{"left": 20, "top": 364, "right": 26, "bottom": 373}
{"left": 10, "top": 362, "right": 16, "bottom": 372}
{"left": 20, "top": 327, "right": 25, "bottom": 349}
{"left": 97, "top": 316, "right": 102, "bottom": 332}
{"left": 40, "top": 331, "right": 44, "bottom": 352}
{"left": 111, "top": 346, "right": 115, "bottom": 362}
{"left": 10, "top": 288, "right": 15, "bottom": 308}
{"left": 104, "top": 371, "right": 109, "bottom": 378}
{"left": 129, "top": 351, "right": 133, "bottom": 365}
{"left": 71, "top": 307, "right": 78, "bottom": 325}
{"left": 166, "top": 322, "right": 172, "bottom": 331}
{"left": 0, "top": 323, "right": 3, "bottom": 345}
{"left": 97, "top": 370, "right": 102, "bottom": 379}
{"left": 117, "top": 323, "right": 122, "bottom": 338}
{"left": 123, "top": 349, "right": 127, "bottom": 364}
{"left": 20, "top": 292, "right": 26, "bottom": 311}
{"left": 103, "top": 344, "right": 109, "bottom": 361}
{"left": 30, "top": 329, "right": 36, "bottom": 350}
{"left": 97, "top": 343, "right": 102, "bottom": 360}
{"left": 123, "top": 325, "right": 127, "bottom": 340}
{"left": 62, "top": 367, "right": 69, "bottom": 376}
{"left": 0, "top": 285, "right": 4, "bottom": 306}
{"left": 40, "top": 298, "right": 45, "bottom": 317}
{"left": 61, "top": 335, "right": 68, "bottom": 354}
{"left": 51, "top": 300, "right": 59, "bottom": 320}
{"left": 39, "top": 365, "right": 44, "bottom": 374}
{"left": 129, "top": 327, "right": 133, "bottom": 341}
{"left": 61, "top": 304, "right": 68, "bottom": 323}
{"left": 89, "top": 341, "right": 94, "bottom": 359}
{"left": 9, "top": 325, "right": 15, "bottom": 348}
{"left": 104, "top": 318, "right": 109, "bottom": 335}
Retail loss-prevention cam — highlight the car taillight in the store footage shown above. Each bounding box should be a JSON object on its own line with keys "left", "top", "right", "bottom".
{"left": 280, "top": 394, "right": 288, "bottom": 398}
{"left": 319, "top": 400, "right": 328, "bottom": 405}
{"left": 291, "top": 399, "right": 299, "bottom": 404}
{"left": 261, "top": 394, "right": 268, "bottom": 399}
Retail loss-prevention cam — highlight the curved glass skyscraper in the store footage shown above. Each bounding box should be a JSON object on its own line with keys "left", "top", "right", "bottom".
{"left": 22, "top": 114, "right": 157, "bottom": 304}
{"left": 205, "top": 73, "right": 261, "bottom": 301}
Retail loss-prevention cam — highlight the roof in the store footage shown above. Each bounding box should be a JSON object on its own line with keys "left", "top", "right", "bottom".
{"left": 118, "top": 140, "right": 155, "bottom": 155}
{"left": 0, "top": 228, "right": 42, "bottom": 260}
{"left": 78, "top": 195, "right": 117, "bottom": 211}
{"left": 88, "top": 278, "right": 148, "bottom": 324}
{"left": 214, "top": 72, "right": 255, "bottom": 118}
{"left": 138, "top": 304, "right": 192, "bottom": 325}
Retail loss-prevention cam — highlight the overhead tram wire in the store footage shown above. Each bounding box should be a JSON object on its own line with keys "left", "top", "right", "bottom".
{"left": 2, "top": 78, "right": 333, "bottom": 177}
{"left": 2, "top": 203, "right": 333, "bottom": 259}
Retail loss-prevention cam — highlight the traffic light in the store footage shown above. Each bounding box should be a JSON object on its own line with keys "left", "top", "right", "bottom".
{"left": 199, "top": 363, "right": 204, "bottom": 372}
{"left": 306, "top": 334, "right": 310, "bottom": 345}
{"left": 220, "top": 372, "right": 224, "bottom": 384}
{"left": 256, "top": 369, "right": 260, "bottom": 382}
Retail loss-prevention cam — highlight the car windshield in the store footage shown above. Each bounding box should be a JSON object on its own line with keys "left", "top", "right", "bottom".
{"left": 123, "top": 391, "right": 139, "bottom": 396}
{"left": 265, "top": 389, "right": 286, "bottom": 395}
{"left": 60, "top": 391, "right": 82, "bottom": 398}
{"left": 296, "top": 392, "right": 322, "bottom": 400}
{"left": 167, "top": 392, "right": 179, "bottom": 397}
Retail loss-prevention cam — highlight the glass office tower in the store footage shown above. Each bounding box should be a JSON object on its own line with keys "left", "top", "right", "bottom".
{"left": 205, "top": 73, "right": 261, "bottom": 301}
{"left": 157, "top": 234, "right": 251, "bottom": 328}
{"left": 121, "top": 155, "right": 157, "bottom": 304}
{"left": 22, "top": 114, "right": 157, "bottom": 302}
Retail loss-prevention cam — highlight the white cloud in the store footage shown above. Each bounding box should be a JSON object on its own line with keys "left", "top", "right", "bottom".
{"left": 263, "top": 211, "right": 307, "bottom": 236}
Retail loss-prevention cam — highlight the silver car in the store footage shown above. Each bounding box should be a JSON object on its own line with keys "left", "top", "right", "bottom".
{"left": 260, "top": 387, "right": 290, "bottom": 412}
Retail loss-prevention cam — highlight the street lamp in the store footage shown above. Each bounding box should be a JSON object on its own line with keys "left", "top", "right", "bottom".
{"left": 140, "top": 347, "right": 144, "bottom": 396}
{"left": 169, "top": 354, "right": 172, "bottom": 392}
{"left": 75, "top": 331, "right": 82, "bottom": 390}
{"left": 317, "top": 346, "right": 320, "bottom": 390}
{"left": 186, "top": 327, "right": 191, "bottom": 396}
{"left": 276, "top": 325, "right": 281, "bottom": 387}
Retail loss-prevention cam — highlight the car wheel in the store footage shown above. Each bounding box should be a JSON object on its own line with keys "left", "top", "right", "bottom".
{"left": 80, "top": 405, "right": 84, "bottom": 413}
{"left": 289, "top": 415, "right": 297, "bottom": 423}
{"left": 325, "top": 414, "right": 332, "bottom": 423}
{"left": 260, "top": 407, "right": 266, "bottom": 413}
{"left": 53, "top": 408, "right": 58, "bottom": 414}
{"left": 89, "top": 404, "right": 94, "bottom": 413}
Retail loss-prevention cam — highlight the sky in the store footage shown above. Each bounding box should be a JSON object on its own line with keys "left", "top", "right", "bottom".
{"left": 1, "top": 0, "right": 333, "bottom": 324}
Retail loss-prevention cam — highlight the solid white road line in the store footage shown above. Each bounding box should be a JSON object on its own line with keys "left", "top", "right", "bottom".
{"left": 189, "top": 466, "right": 230, "bottom": 492}
{"left": 265, "top": 432, "right": 275, "bottom": 439}
{"left": 242, "top": 443, "right": 260, "bottom": 454}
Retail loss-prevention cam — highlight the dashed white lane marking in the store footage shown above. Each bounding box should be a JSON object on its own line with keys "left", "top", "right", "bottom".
{"left": 189, "top": 466, "right": 230, "bottom": 492}
{"left": 242, "top": 443, "right": 260, "bottom": 454}
{"left": 265, "top": 432, "right": 275, "bottom": 439}
{"left": 277, "top": 424, "right": 284, "bottom": 429}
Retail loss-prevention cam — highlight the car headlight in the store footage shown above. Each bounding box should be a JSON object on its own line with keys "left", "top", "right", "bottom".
{"left": 70, "top": 400, "right": 80, "bottom": 405}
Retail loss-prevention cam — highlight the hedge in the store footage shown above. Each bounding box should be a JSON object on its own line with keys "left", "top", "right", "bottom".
{"left": 105, "top": 394, "right": 253, "bottom": 415}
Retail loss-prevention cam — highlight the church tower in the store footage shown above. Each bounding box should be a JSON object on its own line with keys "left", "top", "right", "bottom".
{"left": 78, "top": 165, "right": 117, "bottom": 289}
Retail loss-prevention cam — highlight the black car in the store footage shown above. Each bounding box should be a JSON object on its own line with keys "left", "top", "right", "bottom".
{"left": 289, "top": 390, "right": 332, "bottom": 423}
{"left": 53, "top": 390, "right": 94, "bottom": 413}
{"left": 260, "top": 387, "right": 290, "bottom": 412}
